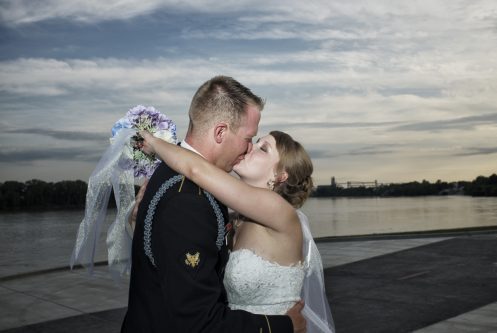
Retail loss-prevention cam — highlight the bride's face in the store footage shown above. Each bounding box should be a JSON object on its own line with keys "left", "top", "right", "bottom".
{"left": 233, "top": 134, "right": 280, "bottom": 185}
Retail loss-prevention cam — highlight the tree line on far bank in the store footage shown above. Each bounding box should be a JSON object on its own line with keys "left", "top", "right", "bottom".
{"left": 313, "top": 174, "right": 497, "bottom": 198}
{"left": 0, "top": 179, "right": 140, "bottom": 211}
{"left": 0, "top": 174, "right": 496, "bottom": 211}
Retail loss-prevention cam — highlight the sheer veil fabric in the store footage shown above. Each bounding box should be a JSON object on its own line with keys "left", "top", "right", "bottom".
{"left": 298, "top": 210, "right": 335, "bottom": 333}
{"left": 70, "top": 129, "right": 136, "bottom": 278}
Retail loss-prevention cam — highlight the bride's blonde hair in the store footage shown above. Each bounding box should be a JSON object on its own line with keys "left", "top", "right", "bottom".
{"left": 271, "top": 131, "right": 314, "bottom": 208}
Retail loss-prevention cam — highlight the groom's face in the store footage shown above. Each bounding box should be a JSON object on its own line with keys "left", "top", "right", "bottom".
{"left": 219, "top": 104, "right": 261, "bottom": 172}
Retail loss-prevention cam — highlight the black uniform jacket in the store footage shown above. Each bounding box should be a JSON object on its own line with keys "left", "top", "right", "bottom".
{"left": 121, "top": 162, "right": 293, "bottom": 332}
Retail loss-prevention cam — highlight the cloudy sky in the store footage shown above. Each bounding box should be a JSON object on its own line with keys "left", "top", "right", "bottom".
{"left": 0, "top": 0, "right": 496, "bottom": 185}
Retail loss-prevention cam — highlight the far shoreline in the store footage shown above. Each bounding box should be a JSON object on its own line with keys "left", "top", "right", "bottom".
{"left": 2, "top": 194, "right": 496, "bottom": 214}
{"left": 1, "top": 174, "right": 496, "bottom": 211}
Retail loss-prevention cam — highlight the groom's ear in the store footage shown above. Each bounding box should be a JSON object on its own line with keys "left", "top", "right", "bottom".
{"left": 213, "top": 122, "right": 228, "bottom": 144}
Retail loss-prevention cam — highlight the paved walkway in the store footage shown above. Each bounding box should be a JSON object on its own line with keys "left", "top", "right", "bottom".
{"left": 1, "top": 233, "right": 496, "bottom": 332}
{"left": 326, "top": 235, "right": 497, "bottom": 332}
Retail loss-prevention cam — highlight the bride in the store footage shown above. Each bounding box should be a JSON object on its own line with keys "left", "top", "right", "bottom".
{"left": 139, "top": 129, "right": 334, "bottom": 333}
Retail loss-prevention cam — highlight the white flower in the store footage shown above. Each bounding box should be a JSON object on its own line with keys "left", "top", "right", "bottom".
{"left": 153, "top": 130, "right": 175, "bottom": 143}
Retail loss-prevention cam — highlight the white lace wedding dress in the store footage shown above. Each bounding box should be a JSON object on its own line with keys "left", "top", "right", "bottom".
{"left": 223, "top": 210, "right": 335, "bottom": 332}
{"left": 224, "top": 248, "right": 305, "bottom": 315}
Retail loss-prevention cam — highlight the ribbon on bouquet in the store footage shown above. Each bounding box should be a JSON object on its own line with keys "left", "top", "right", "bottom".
{"left": 70, "top": 128, "right": 137, "bottom": 278}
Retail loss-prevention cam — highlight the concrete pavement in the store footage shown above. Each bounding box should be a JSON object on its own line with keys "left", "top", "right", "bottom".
{"left": 1, "top": 233, "right": 496, "bottom": 332}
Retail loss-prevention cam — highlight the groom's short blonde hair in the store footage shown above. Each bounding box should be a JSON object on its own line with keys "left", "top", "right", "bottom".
{"left": 188, "top": 76, "right": 264, "bottom": 135}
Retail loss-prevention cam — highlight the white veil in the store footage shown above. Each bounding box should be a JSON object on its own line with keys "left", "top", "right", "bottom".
{"left": 70, "top": 128, "right": 136, "bottom": 278}
{"left": 298, "top": 209, "right": 335, "bottom": 333}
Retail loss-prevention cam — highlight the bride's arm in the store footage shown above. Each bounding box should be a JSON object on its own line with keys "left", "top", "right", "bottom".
{"left": 140, "top": 131, "right": 298, "bottom": 233}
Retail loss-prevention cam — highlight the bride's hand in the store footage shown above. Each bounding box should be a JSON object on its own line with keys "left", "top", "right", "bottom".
{"left": 138, "top": 130, "right": 157, "bottom": 156}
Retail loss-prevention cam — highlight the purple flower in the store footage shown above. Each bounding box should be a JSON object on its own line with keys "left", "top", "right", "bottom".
{"left": 111, "top": 105, "right": 177, "bottom": 179}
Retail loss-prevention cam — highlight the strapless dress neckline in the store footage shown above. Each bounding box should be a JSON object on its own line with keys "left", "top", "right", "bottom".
{"left": 224, "top": 248, "right": 305, "bottom": 315}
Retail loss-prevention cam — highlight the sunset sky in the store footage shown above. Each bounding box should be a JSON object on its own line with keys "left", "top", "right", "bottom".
{"left": 1, "top": 0, "right": 496, "bottom": 185}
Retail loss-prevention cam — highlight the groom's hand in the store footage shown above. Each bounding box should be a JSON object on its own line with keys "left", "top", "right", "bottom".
{"left": 129, "top": 179, "right": 148, "bottom": 231}
{"left": 286, "top": 300, "right": 306, "bottom": 333}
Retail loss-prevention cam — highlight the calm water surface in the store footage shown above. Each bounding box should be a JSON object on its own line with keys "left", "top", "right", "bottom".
{"left": 0, "top": 210, "right": 114, "bottom": 277}
{"left": 1, "top": 196, "right": 496, "bottom": 277}
{"left": 301, "top": 196, "right": 497, "bottom": 238}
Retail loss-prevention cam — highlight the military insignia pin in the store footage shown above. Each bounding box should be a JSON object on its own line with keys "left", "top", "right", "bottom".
{"left": 185, "top": 252, "right": 200, "bottom": 268}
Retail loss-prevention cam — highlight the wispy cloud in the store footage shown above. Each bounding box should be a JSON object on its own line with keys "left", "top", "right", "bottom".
{"left": 0, "top": 58, "right": 213, "bottom": 97}
{"left": 308, "top": 144, "right": 400, "bottom": 159}
{"left": 391, "top": 113, "right": 497, "bottom": 132}
{"left": 454, "top": 147, "right": 497, "bottom": 156}
{"left": 0, "top": 146, "right": 102, "bottom": 163}
{"left": 266, "top": 121, "right": 402, "bottom": 130}
{"left": 5, "top": 127, "right": 108, "bottom": 141}
{"left": 0, "top": 0, "right": 165, "bottom": 26}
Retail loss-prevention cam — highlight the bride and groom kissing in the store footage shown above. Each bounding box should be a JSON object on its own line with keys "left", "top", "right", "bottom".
{"left": 121, "top": 76, "right": 334, "bottom": 332}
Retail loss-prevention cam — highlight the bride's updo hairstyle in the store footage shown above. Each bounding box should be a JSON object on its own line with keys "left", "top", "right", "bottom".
{"left": 271, "top": 131, "right": 314, "bottom": 209}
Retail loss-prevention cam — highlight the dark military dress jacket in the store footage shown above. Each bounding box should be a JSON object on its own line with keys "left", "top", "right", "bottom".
{"left": 121, "top": 162, "right": 293, "bottom": 332}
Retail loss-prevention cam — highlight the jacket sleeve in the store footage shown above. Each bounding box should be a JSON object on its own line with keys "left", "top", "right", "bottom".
{"left": 152, "top": 191, "right": 293, "bottom": 333}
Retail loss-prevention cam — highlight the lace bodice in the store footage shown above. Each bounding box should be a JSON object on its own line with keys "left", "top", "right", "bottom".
{"left": 224, "top": 248, "right": 305, "bottom": 315}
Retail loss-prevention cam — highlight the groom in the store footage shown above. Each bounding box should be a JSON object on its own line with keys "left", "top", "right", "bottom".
{"left": 121, "top": 76, "right": 306, "bottom": 332}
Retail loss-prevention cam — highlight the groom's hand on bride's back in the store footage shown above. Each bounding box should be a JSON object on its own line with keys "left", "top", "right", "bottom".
{"left": 286, "top": 300, "right": 306, "bottom": 333}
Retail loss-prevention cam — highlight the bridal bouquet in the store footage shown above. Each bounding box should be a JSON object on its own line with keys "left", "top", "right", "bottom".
{"left": 111, "top": 105, "right": 178, "bottom": 178}
{"left": 71, "top": 105, "right": 177, "bottom": 278}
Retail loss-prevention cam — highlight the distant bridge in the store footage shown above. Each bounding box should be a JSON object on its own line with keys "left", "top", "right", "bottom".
{"left": 339, "top": 181, "right": 379, "bottom": 188}
{"left": 330, "top": 177, "right": 391, "bottom": 188}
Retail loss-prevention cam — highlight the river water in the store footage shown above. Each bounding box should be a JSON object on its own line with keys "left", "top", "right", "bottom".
{"left": 1, "top": 196, "right": 496, "bottom": 277}
{"left": 301, "top": 196, "right": 497, "bottom": 238}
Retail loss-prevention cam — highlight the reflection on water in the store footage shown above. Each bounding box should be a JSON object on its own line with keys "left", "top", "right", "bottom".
{"left": 301, "top": 196, "right": 497, "bottom": 238}
{"left": 1, "top": 196, "right": 496, "bottom": 276}
{"left": 0, "top": 210, "right": 115, "bottom": 277}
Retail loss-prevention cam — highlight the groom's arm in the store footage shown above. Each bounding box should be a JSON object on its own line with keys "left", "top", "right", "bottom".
{"left": 152, "top": 191, "right": 294, "bottom": 333}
